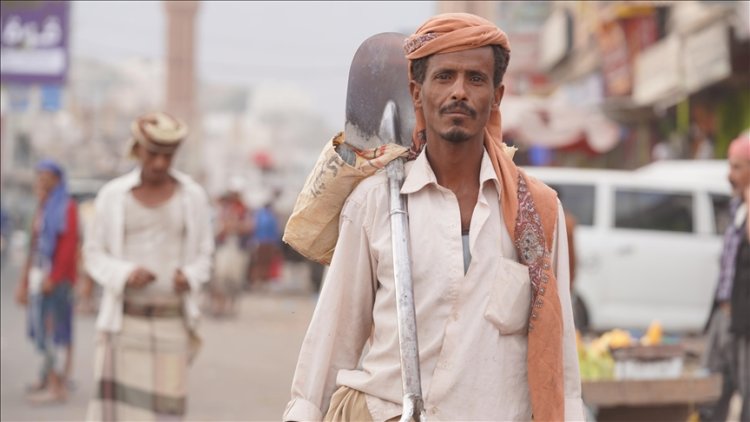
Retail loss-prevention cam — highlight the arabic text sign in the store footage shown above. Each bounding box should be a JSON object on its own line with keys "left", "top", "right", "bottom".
{"left": 1, "top": 1, "right": 70, "bottom": 84}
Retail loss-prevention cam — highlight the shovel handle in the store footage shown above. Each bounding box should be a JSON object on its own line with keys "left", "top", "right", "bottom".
{"left": 380, "top": 99, "right": 426, "bottom": 422}
{"left": 387, "top": 159, "right": 427, "bottom": 422}
{"left": 399, "top": 394, "right": 427, "bottom": 422}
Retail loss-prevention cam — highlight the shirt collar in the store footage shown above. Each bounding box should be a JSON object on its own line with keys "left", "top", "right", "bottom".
{"left": 401, "top": 146, "right": 499, "bottom": 195}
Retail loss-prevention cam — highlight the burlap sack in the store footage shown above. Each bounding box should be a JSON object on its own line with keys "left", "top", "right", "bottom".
{"left": 283, "top": 132, "right": 408, "bottom": 264}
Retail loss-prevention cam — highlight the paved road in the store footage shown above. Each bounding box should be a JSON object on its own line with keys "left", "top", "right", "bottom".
{"left": 1, "top": 253, "right": 317, "bottom": 422}
{"left": 2, "top": 251, "right": 742, "bottom": 422}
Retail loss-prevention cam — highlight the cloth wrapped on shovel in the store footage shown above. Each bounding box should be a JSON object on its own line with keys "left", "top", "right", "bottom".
{"left": 282, "top": 131, "right": 408, "bottom": 264}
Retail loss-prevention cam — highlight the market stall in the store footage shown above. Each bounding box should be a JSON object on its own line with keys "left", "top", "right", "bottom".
{"left": 578, "top": 324, "right": 722, "bottom": 421}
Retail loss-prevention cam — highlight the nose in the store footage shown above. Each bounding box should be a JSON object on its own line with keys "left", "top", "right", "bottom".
{"left": 450, "top": 75, "right": 468, "bottom": 101}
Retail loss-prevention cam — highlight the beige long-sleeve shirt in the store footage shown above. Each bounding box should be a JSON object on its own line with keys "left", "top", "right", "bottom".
{"left": 284, "top": 149, "right": 584, "bottom": 422}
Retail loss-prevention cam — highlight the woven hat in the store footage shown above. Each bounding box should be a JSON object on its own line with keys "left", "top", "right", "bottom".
{"left": 127, "top": 111, "right": 188, "bottom": 158}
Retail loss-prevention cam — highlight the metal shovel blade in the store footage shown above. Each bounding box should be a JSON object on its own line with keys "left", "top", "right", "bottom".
{"left": 344, "top": 32, "right": 415, "bottom": 152}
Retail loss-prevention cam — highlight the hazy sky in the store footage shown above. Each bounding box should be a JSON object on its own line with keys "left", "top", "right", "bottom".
{"left": 71, "top": 1, "right": 436, "bottom": 128}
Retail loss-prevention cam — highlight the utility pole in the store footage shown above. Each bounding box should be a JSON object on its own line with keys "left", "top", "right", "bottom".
{"left": 163, "top": 0, "right": 201, "bottom": 178}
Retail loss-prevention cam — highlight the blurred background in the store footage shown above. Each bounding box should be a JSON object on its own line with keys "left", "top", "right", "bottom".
{"left": 1, "top": 1, "right": 749, "bottom": 421}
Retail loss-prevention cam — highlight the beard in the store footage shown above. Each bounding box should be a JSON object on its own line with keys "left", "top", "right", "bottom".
{"left": 437, "top": 102, "right": 478, "bottom": 144}
{"left": 441, "top": 125, "right": 472, "bottom": 144}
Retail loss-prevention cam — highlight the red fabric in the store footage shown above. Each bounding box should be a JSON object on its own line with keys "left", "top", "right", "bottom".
{"left": 50, "top": 200, "right": 78, "bottom": 284}
{"left": 268, "top": 253, "right": 283, "bottom": 280}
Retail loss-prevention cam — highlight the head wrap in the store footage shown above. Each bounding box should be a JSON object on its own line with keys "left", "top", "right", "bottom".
{"left": 405, "top": 12, "right": 510, "bottom": 63}
{"left": 127, "top": 111, "right": 188, "bottom": 158}
{"left": 405, "top": 14, "right": 565, "bottom": 421}
{"left": 35, "top": 159, "right": 64, "bottom": 179}
{"left": 404, "top": 12, "right": 510, "bottom": 151}
{"left": 34, "top": 159, "right": 69, "bottom": 269}
{"left": 728, "top": 131, "right": 750, "bottom": 161}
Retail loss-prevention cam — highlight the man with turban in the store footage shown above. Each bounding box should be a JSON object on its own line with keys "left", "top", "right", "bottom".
{"left": 84, "top": 112, "right": 214, "bottom": 421}
{"left": 702, "top": 131, "right": 750, "bottom": 422}
{"left": 16, "top": 159, "right": 79, "bottom": 404}
{"left": 285, "top": 13, "right": 583, "bottom": 421}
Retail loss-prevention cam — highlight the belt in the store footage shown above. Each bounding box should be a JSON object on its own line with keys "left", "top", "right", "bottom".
{"left": 123, "top": 302, "right": 183, "bottom": 318}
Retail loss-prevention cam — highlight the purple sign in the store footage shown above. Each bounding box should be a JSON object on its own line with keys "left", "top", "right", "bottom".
{"left": 1, "top": 1, "right": 70, "bottom": 85}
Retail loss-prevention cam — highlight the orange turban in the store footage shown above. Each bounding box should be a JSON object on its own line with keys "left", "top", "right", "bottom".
{"left": 403, "top": 13, "right": 510, "bottom": 150}
{"left": 404, "top": 12, "right": 510, "bottom": 61}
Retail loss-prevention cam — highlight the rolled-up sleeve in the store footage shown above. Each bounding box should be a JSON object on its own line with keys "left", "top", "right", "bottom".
{"left": 552, "top": 202, "right": 586, "bottom": 421}
{"left": 283, "top": 196, "right": 377, "bottom": 421}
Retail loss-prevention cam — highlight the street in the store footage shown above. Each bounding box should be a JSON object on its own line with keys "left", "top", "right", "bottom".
{"left": 0, "top": 249, "right": 743, "bottom": 421}
{"left": 0, "top": 253, "right": 317, "bottom": 422}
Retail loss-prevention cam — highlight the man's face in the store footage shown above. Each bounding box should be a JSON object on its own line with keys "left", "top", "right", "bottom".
{"left": 134, "top": 143, "right": 176, "bottom": 184}
{"left": 728, "top": 156, "right": 750, "bottom": 198}
{"left": 34, "top": 170, "right": 59, "bottom": 201}
{"left": 410, "top": 46, "right": 504, "bottom": 144}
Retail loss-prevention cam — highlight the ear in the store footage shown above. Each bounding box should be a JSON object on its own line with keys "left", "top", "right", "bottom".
{"left": 494, "top": 84, "right": 505, "bottom": 108}
{"left": 409, "top": 80, "right": 423, "bottom": 109}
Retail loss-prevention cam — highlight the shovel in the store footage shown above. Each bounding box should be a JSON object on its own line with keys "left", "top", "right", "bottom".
{"left": 342, "top": 32, "right": 426, "bottom": 422}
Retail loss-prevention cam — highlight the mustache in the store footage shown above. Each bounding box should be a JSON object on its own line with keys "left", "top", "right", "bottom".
{"left": 440, "top": 102, "right": 477, "bottom": 118}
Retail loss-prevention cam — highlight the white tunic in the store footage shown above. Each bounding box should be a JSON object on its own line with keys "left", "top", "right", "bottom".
{"left": 123, "top": 189, "right": 185, "bottom": 304}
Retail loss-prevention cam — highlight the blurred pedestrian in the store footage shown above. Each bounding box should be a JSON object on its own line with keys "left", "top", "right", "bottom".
{"left": 702, "top": 131, "right": 750, "bottom": 422}
{"left": 84, "top": 112, "right": 214, "bottom": 421}
{"left": 248, "top": 194, "right": 281, "bottom": 289}
{"left": 15, "top": 159, "right": 78, "bottom": 404}
{"left": 284, "top": 13, "right": 583, "bottom": 421}
{"left": 212, "top": 188, "right": 253, "bottom": 315}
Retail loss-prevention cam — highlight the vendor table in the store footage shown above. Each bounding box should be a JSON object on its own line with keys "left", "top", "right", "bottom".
{"left": 582, "top": 374, "right": 721, "bottom": 421}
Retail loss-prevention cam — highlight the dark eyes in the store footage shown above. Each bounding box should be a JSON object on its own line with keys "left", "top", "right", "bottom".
{"left": 433, "top": 72, "right": 486, "bottom": 83}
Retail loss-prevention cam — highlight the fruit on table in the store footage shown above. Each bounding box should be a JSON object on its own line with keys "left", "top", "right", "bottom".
{"left": 578, "top": 321, "right": 669, "bottom": 380}
{"left": 577, "top": 329, "right": 619, "bottom": 380}
{"left": 640, "top": 320, "right": 663, "bottom": 346}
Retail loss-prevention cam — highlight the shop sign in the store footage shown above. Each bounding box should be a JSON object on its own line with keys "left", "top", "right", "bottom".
{"left": 539, "top": 9, "right": 572, "bottom": 70}
{"left": 683, "top": 22, "right": 731, "bottom": 93}
{"left": 1, "top": 1, "right": 70, "bottom": 85}
{"left": 599, "top": 21, "right": 630, "bottom": 96}
{"left": 633, "top": 35, "right": 682, "bottom": 105}
{"left": 599, "top": 14, "right": 659, "bottom": 97}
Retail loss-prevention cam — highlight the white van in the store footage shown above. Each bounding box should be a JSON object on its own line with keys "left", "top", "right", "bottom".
{"left": 524, "top": 160, "right": 732, "bottom": 333}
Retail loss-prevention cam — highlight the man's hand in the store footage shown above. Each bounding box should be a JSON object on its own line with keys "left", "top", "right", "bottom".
{"left": 15, "top": 281, "right": 28, "bottom": 306}
{"left": 126, "top": 267, "right": 156, "bottom": 289}
{"left": 173, "top": 270, "right": 191, "bottom": 293}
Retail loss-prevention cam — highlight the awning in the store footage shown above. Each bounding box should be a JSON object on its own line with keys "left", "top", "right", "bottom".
{"left": 501, "top": 95, "right": 621, "bottom": 154}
